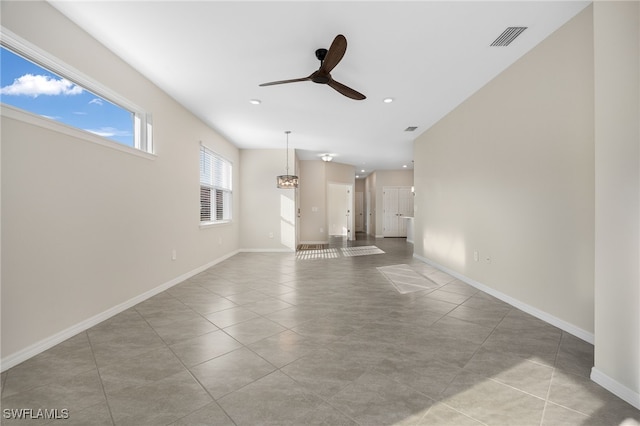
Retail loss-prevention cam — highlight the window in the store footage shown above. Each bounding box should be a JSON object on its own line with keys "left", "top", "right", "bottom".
{"left": 200, "top": 145, "right": 232, "bottom": 223}
{"left": 0, "top": 29, "right": 152, "bottom": 154}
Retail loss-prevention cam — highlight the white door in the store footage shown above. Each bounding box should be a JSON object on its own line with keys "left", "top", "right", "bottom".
{"left": 365, "top": 191, "right": 371, "bottom": 235}
{"left": 346, "top": 186, "right": 354, "bottom": 241}
{"left": 355, "top": 191, "right": 363, "bottom": 232}
{"left": 397, "top": 187, "right": 413, "bottom": 235}
{"left": 328, "top": 184, "right": 354, "bottom": 239}
{"left": 383, "top": 186, "right": 414, "bottom": 237}
{"left": 383, "top": 187, "right": 400, "bottom": 237}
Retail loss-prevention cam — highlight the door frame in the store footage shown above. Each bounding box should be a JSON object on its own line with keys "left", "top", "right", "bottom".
{"left": 327, "top": 182, "right": 355, "bottom": 241}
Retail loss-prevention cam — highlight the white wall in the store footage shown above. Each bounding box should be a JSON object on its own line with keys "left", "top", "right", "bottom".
{"left": 326, "top": 161, "right": 356, "bottom": 184}
{"left": 298, "top": 160, "right": 355, "bottom": 243}
{"left": 413, "top": 6, "right": 594, "bottom": 335}
{"left": 1, "top": 2, "right": 240, "bottom": 366}
{"left": 239, "top": 149, "right": 296, "bottom": 251}
{"left": 298, "top": 161, "right": 327, "bottom": 243}
{"left": 592, "top": 1, "right": 640, "bottom": 408}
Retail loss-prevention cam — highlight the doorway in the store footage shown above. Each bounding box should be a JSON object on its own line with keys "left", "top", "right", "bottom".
{"left": 328, "top": 183, "right": 354, "bottom": 241}
{"left": 355, "top": 191, "right": 364, "bottom": 233}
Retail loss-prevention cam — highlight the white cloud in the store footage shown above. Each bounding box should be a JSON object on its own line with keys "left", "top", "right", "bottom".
{"left": 0, "top": 74, "right": 83, "bottom": 97}
{"left": 88, "top": 98, "right": 103, "bottom": 106}
{"left": 85, "top": 127, "right": 131, "bottom": 138}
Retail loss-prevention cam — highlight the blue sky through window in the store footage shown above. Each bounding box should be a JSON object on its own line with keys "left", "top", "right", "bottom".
{"left": 0, "top": 46, "right": 134, "bottom": 147}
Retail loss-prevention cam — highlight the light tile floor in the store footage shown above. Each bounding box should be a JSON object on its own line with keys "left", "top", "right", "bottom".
{"left": 2, "top": 236, "right": 639, "bottom": 425}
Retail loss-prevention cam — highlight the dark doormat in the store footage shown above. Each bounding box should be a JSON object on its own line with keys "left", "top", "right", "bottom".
{"left": 297, "top": 244, "right": 328, "bottom": 250}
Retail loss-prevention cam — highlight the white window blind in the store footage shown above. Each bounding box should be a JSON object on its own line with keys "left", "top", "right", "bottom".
{"left": 200, "top": 145, "right": 232, "bottom": 223}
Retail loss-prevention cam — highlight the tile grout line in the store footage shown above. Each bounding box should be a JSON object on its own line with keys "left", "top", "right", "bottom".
{"left": 537, "top": 325, "right": 565, "bottom": 426}
{"left": 437, "top": 401, "right": 491, "bottom": 426}
{"left": 84, "top": 330, "right": 117, "bottom": 426}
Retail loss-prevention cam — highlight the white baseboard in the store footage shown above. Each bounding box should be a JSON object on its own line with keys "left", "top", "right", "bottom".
{"left": 0, "top": 250, "right": 240, "bottom": 372}
{"left": 239, "top": 248, "right": 295, "bottom": 253}
{"left": 413, "top": 254, "right": 594, "bottom": 344}
{"left": 591, "top": 368, "right": 640, "bottom": 410}
{"left": 298, "top": 240, "right": 329, "bottom": 245}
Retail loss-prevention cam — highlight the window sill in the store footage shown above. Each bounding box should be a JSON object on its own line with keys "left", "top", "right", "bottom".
{"left": 1, "top": 103, "right": 156, "bottom": 161}
{"left": 200, "top": 220, "right": 233, "bottom": 229}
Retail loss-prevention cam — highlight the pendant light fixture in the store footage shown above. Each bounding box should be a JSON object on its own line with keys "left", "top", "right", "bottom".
{"left": 276, "top": 130, "right": 299, "bottom": 189}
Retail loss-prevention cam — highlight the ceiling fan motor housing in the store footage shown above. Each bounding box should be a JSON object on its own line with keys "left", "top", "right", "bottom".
{"left": 315, "top": 48, "right": 328, "bottom": 61}
{"left": 311, "top": 73, "right": 330, "bottom": 84}
{"left": 312, "top": 48, "right": 331, "bottom": 84}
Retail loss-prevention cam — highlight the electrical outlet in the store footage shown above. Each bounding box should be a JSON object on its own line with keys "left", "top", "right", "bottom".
{"left": 171, "top": 249, "right": 177, "bottom": 261}
{"left": 485, "top": 254, "right": 491, "bottom": 264}
{"left": 268, "top": 232, "right": 274, "bottom": 239}
{"left": 474, "top": 250, "right": 479, "bottom": 262}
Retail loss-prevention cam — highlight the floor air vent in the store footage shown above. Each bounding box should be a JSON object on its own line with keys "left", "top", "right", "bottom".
{"left": 490, "top": 27, "right": 527, "bottom": 46}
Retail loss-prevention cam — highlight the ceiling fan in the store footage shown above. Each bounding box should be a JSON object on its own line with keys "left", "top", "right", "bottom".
{"left": 259, "top": 34, "right": 366, "bottom": 100}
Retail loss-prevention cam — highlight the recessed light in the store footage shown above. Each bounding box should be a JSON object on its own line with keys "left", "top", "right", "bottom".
{"left": 356, "top": 175, "right": 360, "bottom": 178}
{"left": 383, "top": 98, "right": 394, "bottom": 103}
{"left": 249, "top": 99, "right": 261, "bottom": 105}
{"left": 403, "top": 164, "right": 407, "bottom": 168}
{"left": 361, "top": 169, "right": 365, "bottom": 173}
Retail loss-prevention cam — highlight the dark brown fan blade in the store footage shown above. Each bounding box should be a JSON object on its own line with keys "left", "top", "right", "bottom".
{"left": 327, "top": 79, "right": 366, "bottom": 100}
{"left": 320, "top": 34, "right": 347, "bottom": 74}
{"left": 259, "top": 76, "right": 311, "bottom": 87}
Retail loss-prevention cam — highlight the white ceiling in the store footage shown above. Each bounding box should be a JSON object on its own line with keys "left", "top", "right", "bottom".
{"left": 50, "top": 1, "right": 590, "bottom": 177}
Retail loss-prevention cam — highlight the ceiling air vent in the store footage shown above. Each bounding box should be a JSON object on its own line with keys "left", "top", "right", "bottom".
{"left": 490, "top": 27, "right": 527, "bottom": 47}
{"left": 405, "top": 126, "right": 418, "bottom": 132}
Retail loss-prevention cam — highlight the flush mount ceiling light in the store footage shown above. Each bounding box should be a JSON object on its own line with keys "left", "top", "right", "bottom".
{"left": 320, "top": 154, "right": 333, "bottom": 162}
{"left": 249, "top": 99, "right": 261, "bottom": 105}
{"left": 277, "top": 131, "right": 299, "bottom": 189}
